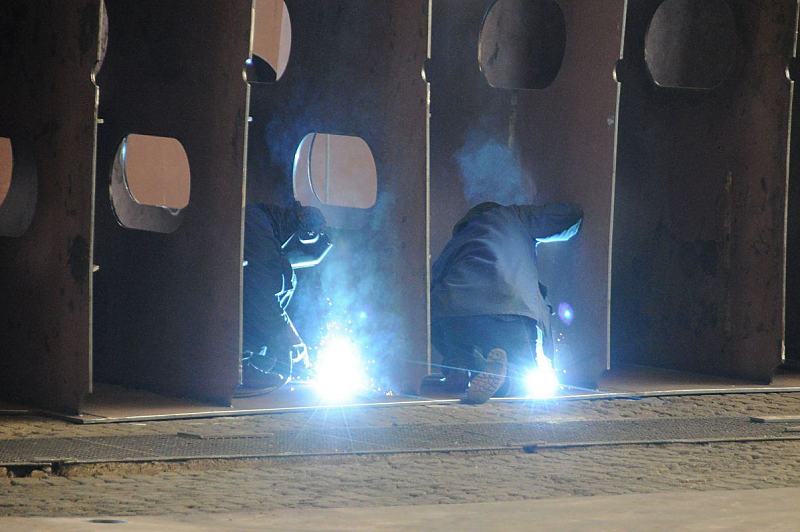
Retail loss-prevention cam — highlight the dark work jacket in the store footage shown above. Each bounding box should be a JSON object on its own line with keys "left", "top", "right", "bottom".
{"left": 242, "top": 203, "right": 301, "bottom": 350}
{"left": 431, "top": 203, "right": 583, "bottom": 344}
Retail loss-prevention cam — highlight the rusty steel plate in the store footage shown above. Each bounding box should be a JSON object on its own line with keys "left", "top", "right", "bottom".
{"left": 785, "top": 10, "right": 800, "bottom": 364}
{"left": 92, "top": 0, "right": 251, "bottom": 405}
{"left": 0, "top": 0, "right": 102, "bottom": 413}
{"left": 612, "top": 0, "right": 796, "bottom": 381}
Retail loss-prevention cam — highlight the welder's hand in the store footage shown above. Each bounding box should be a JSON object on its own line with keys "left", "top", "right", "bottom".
{"left": 292, "top": 341, "right": 310, "bottom": 367}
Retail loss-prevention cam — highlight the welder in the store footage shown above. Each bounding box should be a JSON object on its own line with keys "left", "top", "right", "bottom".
{"left": 427, "top": 202, "right": 583, "bottom": 404}
{"left": 237, "top": 201, "right": 329, "bottom": 397}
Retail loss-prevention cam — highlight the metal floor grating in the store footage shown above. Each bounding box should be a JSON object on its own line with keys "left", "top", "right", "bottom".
{"left": 1, "top": 417, "right": 797, "bottom": 466}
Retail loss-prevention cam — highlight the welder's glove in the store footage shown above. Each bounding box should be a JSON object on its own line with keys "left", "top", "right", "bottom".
{"left": 292, "top": 341, "right": 310, "bottom": 368}
{"left": 284, "top": 315, "right": 310, "bottom": 367}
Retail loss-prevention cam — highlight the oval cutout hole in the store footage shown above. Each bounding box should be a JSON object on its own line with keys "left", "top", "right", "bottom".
{"left": 0, "top": 137, "right": 10, "bottom": 207}
{"left": 247, "top": 0, "right": 291, "bottom": 83}
{"left": 293, "top": 133, "right": 377, "bottom": 210}
{"left": 110, "top": 134, "right": 189, "bottom": 234}
{"left": 0, "top": 137, "right": 37, "bottom": 238}
{"left": 124, "top": 134, "right": 190, "bottom": 210}
{"left": 645, "top": 0, "right": 738, "bottom": 90}
{"left": 479, "top": 0, "right": 567, "bottom": 90}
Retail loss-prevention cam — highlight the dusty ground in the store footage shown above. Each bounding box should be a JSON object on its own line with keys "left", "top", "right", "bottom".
{"left": 1, "top": 393, "right": 800, "bottom": 517}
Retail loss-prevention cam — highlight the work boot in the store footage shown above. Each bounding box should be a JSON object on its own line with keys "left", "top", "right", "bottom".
{"left": 463, "top": 348, "right": 508, "bottom": 405}
{"left": 420, "top": 370, "right": 469, "bottom": 396}
{"left": 235, "top": 346, "right": 291, "bottom": 398}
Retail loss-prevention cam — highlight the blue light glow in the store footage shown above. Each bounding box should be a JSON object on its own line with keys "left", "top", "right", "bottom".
{"left": 557, "top": 302, "right": 574, "bottom": 326}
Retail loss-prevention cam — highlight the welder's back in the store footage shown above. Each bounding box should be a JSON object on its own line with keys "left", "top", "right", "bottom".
{"left": 430, "top": 202, "right": 582, "bottom": 332}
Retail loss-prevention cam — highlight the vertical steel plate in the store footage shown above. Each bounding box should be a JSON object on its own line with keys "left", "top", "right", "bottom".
{"left": 785, "top": 3, "right": 800, "bottom": 363}
{"left": 92, "top": 0, "right": 251, "bottom": 404}
{"left": 0, "top": 0, "right": 101, "bottom": 414}
{"left": 430, "top": 0, "right": 625, "bottom": 386}
{"left": 247, "top": 0, "right": 429, "bottom": 393}
{"left": 613, "top": 0, "right": 795, "bottom": 381}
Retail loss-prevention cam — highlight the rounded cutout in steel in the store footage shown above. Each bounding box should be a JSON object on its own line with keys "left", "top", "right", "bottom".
{"left": 0, "top": 137, "right": 37, "bottom": 238}
{"left": 245, "top": 55, "right": 278, "bottom": 83}
{"left": 248, "top": 0, "right": 291, "bottom": 84}
{"left": 0, "top": 137, "right": 12, "bottom": 207}
{"left": 92, "top": 0, "right": 109, "bottom": 85}
{"left": 479, "top": 0, "right": 567, "bottom": 90}
{"left": 645, "top": 0, "right": 738, "bottom": 90}
{"left": 293, "top": 133, "right": 378, "bottom": 211}
{"left": 109, "top": 134, "right": 189, "bottom": 234}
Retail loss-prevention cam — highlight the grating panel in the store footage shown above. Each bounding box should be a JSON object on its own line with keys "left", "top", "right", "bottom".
{"left": 0, "top": 417, "right": 795, "bottom": 465}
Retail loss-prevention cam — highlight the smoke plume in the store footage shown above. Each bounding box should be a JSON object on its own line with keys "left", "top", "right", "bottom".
{"left": 455, "top": 131, "right": 534, "bottom": 206}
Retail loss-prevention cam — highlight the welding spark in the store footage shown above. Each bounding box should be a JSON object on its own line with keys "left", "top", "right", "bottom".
{"left": 525, "top": 354, "right": 559, "bottom": 399}
{"left": 313, "top": 333, "right": 369, "bottom": 403}
{"left": 525, "top": 334, "right": 560, "bottom": 399}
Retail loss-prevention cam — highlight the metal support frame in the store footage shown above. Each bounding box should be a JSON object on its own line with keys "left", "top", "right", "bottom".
{"left": 3, "top": 0, "right": 799, "bottom": 415}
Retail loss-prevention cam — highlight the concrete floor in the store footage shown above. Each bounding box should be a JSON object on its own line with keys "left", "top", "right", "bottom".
{"left": 1, "top": 487, "right": 798, "bottom": 531}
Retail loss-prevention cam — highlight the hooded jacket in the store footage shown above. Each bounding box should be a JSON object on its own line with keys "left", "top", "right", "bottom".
{"left": 431, "top": 202, "right": 583, "bottom": 339}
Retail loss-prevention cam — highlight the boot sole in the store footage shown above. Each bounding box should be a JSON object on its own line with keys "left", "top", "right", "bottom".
{"left": 463, "top": 348, "right": 508, "bottom": 405}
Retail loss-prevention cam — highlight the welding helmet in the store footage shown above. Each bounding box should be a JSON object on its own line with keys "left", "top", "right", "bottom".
{"left": 282, "top": 230, "right": 332, "bottom": 269}
{"left": 296, "top": 204, "right": 326, "bottom": 234}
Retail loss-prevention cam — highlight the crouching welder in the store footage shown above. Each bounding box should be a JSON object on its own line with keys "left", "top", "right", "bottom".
{"left": 426, "top": 202, "right": 583, "bottom": 404}
{"left": 238, "top": 201, "right": 331, "bottom": 397}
